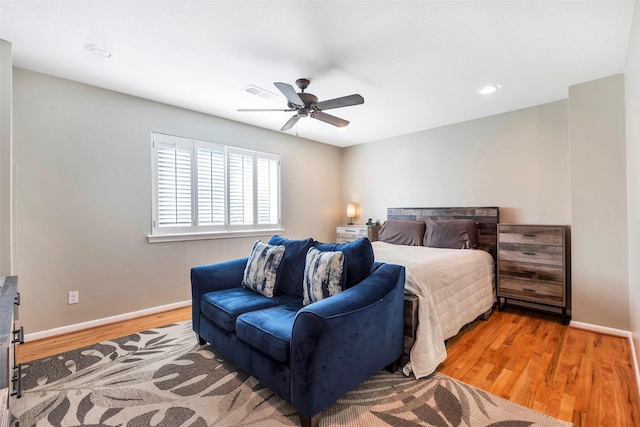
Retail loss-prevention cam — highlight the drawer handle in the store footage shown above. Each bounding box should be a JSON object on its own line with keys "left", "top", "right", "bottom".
{"left": 523, "top": 288, "right": 537, "bottom": 293}
{"left": 13, "top": 326, "right": 24, "bottom": 345}
{"left": 12, "top": 363, "right": 22, "bottom": 398}
{"left": 523, "top": 252, "right": 537, "bottom": 256}
{"left": 522, "top": 234, "right": 536, "bottom": 237}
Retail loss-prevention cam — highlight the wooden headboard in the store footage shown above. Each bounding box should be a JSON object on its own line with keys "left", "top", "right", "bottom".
{"left": 386, "top": 207, "right": 500, "bottom": 264}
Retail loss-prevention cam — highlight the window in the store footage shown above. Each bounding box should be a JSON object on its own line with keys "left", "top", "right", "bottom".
{"left": 151, "top": 133, "right": 281, "bottom": 238}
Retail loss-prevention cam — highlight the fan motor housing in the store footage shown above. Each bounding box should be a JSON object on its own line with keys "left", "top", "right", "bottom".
{"left": 288, "top": 92, "right": 318, "bottom": 109}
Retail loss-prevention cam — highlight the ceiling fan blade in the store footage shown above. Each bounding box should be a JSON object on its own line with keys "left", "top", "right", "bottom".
{"left": 280, "top": 115, "right": 301, "bottom": 131}
{"left": 315, "top": 94, "right": 364, "bottom": 111}
{"left": 237, "top": 109, "right": 294, "bottom": 112}
{"left": 311, "top": 111, "right": 350, "bottom": 128}
{"left": 274, "top": 82, "right": 305, "bottom": 108}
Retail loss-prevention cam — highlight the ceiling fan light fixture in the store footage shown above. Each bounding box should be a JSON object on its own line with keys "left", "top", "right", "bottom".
{"left": 239, "top": 79, "right": 364, "bottom": 131}
{"left": 84, "top": 44, "right": 112, "bottom": 58}
{"left": 477, "top": 84, "right": 501, "bottom": 95}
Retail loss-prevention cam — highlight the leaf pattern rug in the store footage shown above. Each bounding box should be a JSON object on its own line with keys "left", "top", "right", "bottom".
{"left": 13, "top": 321, "right": 572, "bottom": 427}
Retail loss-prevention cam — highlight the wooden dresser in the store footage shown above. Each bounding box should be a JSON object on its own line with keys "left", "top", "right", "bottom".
{"left": 336, "top": 225, "right": 380, "bottom": 243}
{"left": 497, "top": 224, "right": 569, "bottom": 324}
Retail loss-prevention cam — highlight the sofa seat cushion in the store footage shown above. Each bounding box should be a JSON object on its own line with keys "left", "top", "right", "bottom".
{"left": 201, "top": 288, "right": 297, "bottom": 333}
{"left": 236, "top": 301, "right": 304, "bottom": 363}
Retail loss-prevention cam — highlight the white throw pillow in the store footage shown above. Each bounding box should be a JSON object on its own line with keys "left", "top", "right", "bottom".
{"left": 242, "top": 240, "right": 285, "bottom": 298}
{"left": 303, "top": 247, "right": 346, "bottom": 306}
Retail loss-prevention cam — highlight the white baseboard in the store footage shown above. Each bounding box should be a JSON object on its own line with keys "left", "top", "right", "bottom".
{"left": 24, "top": 300, "right": 192, "bottom": 342}
{"left": 631, "top": 338, "right": 640, "bottom": 398}
{"left": 570, "top": 320, "right": 640, "bottom": 397}
{"left": 569, "top": 320, "right": 630, "bottom": 337}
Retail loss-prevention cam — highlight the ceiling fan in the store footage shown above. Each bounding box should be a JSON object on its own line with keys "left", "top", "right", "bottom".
{"left": 238, "top": 78, "right": 364, "bottom": 131}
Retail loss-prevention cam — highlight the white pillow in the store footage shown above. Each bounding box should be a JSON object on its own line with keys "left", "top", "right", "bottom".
{"left": 303, "top": 247, "right": 346, "bottom": 306}
{"left": 242, "top": 240, "right": 285, "bottom": 298}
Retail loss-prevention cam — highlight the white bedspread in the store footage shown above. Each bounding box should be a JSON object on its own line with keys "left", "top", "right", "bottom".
{"left": 372, "top": 241, "right": 495, "bottom": 379}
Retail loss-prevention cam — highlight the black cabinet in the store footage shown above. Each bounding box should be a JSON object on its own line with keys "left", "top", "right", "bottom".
{"left": 1, "top": 276, "right": 22, "bottom": 425}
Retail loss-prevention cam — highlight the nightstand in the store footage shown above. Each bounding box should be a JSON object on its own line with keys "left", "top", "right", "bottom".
{"left": 336, "top": 225, "right": 381, "bottom": 243}
{"left": 497, "top": 224, "right": 570, "bottom": 324}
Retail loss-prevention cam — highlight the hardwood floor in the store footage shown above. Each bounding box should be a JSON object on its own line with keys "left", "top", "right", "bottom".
{"left": 17, "top": 305, "right": 640, "bottom": 426}
{"left": 439, "top": 306, "right": 640, "bottom": 426}
{"left": 16, "top": 307, "right": 192, "bottom": 364}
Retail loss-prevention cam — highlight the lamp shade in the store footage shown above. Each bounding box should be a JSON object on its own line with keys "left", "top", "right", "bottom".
{"left": 346, "top": 203, "right": 356, "bottom": 218}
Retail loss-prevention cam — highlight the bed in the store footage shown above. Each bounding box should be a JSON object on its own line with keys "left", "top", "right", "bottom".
{"left": 372, "top": 207, "right": 499, "bottom": 379}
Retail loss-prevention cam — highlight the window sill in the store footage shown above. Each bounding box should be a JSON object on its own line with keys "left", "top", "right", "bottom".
{"left": 147, "top": 229, "right": 285, "bottom": 243}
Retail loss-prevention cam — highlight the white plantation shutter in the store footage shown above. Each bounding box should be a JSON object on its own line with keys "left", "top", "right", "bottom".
{"left": 228, "top": 150, "right": 254, "bottom": 226}
{"left": 155, "top": 141, "right": 193, "bottom": 231}
{"left": 152, "top": 133, "right": 280, "bottom": 236}
{"left": 196, "top": 144, "right": 225, "bottom": 228}
{"left": 257, "top": 156, "right": 280, "bottom": 225}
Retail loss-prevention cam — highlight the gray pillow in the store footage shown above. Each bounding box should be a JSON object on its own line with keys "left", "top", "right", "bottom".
{"left": 423, "top": 219, "right": 478, "bottom": 249}
{"left": 302, "top": 247, "right": 346, "bottom": 306}
{"left": 378, "top": 219, "right": 426, "bottom": 246}
{"left": 242, "top": 240, "right": 286, "bottom": 297}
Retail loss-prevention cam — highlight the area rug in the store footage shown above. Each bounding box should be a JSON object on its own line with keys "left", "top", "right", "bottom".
{"left": 13, "top": 321, "right": 572, "bottom": 427}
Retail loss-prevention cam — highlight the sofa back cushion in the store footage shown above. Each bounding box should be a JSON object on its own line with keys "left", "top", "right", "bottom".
{"left": 268, "top": 235, "right": 315, "bottom": 298}
{"left": 242, "top": 240, "right": 285, "bottom": 297}
{"left": 313, "top": 237, "right": 375, "bottom": 288}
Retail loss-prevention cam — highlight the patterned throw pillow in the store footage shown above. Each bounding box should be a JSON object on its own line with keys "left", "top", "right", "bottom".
{"left": 303, "top": 247, "right": 346, "bottom": 306}
{"left": 313, "top": 237, "right": 374, "bottom": 288}
{"left": 242, "top": 240, "right": 286, "bottom": 298}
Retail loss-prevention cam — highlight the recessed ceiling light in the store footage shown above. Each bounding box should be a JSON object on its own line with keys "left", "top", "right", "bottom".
{"left": 477, "top": 84, "right": 501, "bottom": 95}
{"left": 84, "top": 44, "right": 112, "bottom": 58}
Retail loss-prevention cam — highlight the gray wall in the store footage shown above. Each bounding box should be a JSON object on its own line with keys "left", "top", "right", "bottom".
{"left": 343, "top": 80, "right": 631, "bottom": 330}
{"left": 0, "top": 40, "right": 12, "bottom": 276}
{"left": 625, "top": 0, "right": 640, "bottom": 376}
{"left": 342, "top": 100, "right": 571, "bottom": 226}
{"left": 569, "top": 74, "right": 629, "bottom": 330}
{"left": 13, "top": 68, "right": 343, "bottom": 333}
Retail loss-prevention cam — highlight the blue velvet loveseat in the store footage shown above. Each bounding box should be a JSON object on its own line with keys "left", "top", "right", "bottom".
{"left": 191, "top": 236, "right": 406, "bottom": 427}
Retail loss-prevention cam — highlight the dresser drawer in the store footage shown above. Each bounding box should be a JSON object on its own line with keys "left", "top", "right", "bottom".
{"left": 499, "top": 260, "right": 563, "bottom": 283}
{"left": 499, "top": 278, "right": 564, "bottom": 306}
{"left": 499, "top": 243, "right": 563, "bottom": 266}
{"left": 498, "top": 225, "right": 563, "bottom": 246}
{"left": 337, "top": 227, "right": 368, "bottom": 238}
{"left": 336, "top": 225, "right": 380, "bottom": 243}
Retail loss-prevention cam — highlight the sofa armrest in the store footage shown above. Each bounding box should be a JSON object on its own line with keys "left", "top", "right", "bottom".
{"left": 289, "top": 263, "right": 406, "bottom": 418}
{"left": 190, "top": 257, "right": 248, "bottom": 334}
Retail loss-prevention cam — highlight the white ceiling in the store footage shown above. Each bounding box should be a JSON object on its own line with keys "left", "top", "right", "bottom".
{"left": 0, "top": 1, "right": 636, "bottom": 147}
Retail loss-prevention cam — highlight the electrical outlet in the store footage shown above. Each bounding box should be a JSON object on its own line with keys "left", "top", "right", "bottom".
{"left": 68, "top": 291, "right": 79, "bottom": 304}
